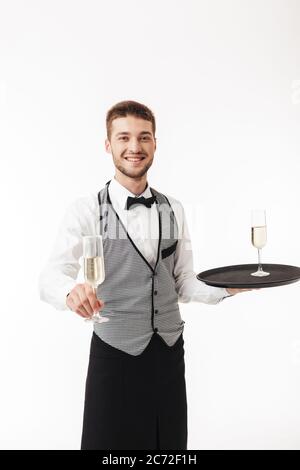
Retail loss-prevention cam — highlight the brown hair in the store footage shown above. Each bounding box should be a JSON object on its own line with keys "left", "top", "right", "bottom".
{"left": 106, "top": 100, "right": 156, "bottom": 141}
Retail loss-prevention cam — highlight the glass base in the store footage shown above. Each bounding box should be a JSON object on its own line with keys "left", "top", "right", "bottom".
{"left": 251, "top": 270, "right": 270, "bottom": 277}
{"left": 85, "top": 313, "right": 110, "bottom": 323}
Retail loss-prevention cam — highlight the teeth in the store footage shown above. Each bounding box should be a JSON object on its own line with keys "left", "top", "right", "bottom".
{"left": 126, "top": 158, "right": 143, "bottom": 161}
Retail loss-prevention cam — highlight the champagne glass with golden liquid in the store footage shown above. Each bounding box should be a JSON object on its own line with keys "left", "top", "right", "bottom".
{"left": 251, "top": 209, "right": 270, "bottom": 277}
{"left": 83, "top": 235, "right": 109, "bottom": 323}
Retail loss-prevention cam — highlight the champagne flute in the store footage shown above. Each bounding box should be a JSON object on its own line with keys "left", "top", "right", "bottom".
{"left": 83, "top": 235, "right": 109, "bottom": 323}
{"left": 250, "top": 209, "right": 270, "bottom": 277}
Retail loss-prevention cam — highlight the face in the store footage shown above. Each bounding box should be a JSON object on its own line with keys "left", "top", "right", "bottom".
{"left": 105, "top": 115, "right": 156, "bottom": 179}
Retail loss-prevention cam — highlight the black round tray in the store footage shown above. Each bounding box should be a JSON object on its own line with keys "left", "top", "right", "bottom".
{"left": 197, "top": 263, "right": 300, "bottom": 288}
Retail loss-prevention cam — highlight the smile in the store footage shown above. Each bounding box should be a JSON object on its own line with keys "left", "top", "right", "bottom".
{"left": 124, "top": 156, "right": 145, "bottom": 162}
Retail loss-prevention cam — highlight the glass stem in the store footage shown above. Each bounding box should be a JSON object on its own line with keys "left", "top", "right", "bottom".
{"left": 92, "top": 285, "right": 98, "bottom": 314}
{"left": 257, "top": 248, "right": 262, "bottom": 271}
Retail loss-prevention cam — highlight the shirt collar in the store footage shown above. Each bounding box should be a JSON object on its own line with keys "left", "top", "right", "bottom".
{"left": 108, "top": 176, "right": 152, "bottom": 210}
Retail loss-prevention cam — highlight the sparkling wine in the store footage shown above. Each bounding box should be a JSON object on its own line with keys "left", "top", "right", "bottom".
{"left": 84, "top": 256, "right": 105, "bottom": 287}
{"left": 251, "top": 225, "right": 267, "bottom": 249}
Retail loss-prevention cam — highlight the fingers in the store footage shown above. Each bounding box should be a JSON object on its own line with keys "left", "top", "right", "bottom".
{"left": 77, "top": 284, "right": 94, "bottom": 316}
{"left": 84, "top": 283, "right": 104, "bottom": 313}
{"left": 66, "top": 283, "right": 105, "bottom": 319}
{"left": 227, "top": 288, "right": 259, "bottom": 295}
{"left": 67, "top": 292, "right": 91, "bottom": 318}
{"left": 239, "top": 288, "right": 261, "bottom": 293}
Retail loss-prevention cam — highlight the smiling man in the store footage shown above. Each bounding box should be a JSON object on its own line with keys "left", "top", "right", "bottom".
{"left": 110, "top": 115, "right": 155, "bottom": 181}
{"left": 39, "top": 100, "right": 253, "bottom": 450}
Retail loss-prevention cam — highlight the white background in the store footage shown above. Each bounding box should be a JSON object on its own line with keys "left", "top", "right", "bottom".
{"left": 1, "top": 0, "right": 300, "bottom": 450}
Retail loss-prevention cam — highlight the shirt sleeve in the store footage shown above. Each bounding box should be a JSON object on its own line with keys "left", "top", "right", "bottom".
{"left": 38, "top": 196, "right": 96, "bottom": 311}
{"left": 170, "top": 199, "right": 232, "bottom": 305}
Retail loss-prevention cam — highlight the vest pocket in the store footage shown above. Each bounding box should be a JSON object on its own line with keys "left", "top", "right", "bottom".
{"left": 161, "top": 240, "right": 178, "bottom": 259}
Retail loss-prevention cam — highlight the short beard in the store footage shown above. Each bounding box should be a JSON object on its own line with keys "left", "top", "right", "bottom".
{"left": 113, "top": 156, "right": 153, "bottom": 179}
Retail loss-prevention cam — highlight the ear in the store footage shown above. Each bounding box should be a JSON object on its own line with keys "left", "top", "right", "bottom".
{"left": 105, "top": 138, "right": 111, "bottom": 154}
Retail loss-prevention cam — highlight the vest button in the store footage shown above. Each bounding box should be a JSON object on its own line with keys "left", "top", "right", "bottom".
{"left": 155, "top": 309, "right": 158, "bottom": 314}
{"left": 154, "top": 327, "right": 158, "bottom": 333}
{"left": 154, "top": 290, "right": 158, "bottom": 295}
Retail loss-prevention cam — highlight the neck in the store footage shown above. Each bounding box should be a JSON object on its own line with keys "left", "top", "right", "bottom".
{"left": 114, "top": 171, "right": 148, "bottom": 196}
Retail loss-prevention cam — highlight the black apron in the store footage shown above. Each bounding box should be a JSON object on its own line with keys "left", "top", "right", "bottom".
{"left": 80, "top": 331, "right": 188, "bottom": 450}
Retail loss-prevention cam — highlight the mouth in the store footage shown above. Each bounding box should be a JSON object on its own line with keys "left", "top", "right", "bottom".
{"left": 124, "top": 156, "right": 146, "bottom": 163}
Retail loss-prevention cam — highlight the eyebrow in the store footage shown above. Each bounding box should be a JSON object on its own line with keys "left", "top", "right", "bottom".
{"left": 115, "top": 131, "right": 152, "bottom": 136}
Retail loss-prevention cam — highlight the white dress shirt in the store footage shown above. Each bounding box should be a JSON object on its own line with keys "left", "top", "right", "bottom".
{"left": 38, "top": 177, "right": 231, "bottom": 310}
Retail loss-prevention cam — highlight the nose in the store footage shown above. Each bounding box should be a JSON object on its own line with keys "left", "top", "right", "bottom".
{"left": 127, "top": 138, "right": 142, "bottom": 153}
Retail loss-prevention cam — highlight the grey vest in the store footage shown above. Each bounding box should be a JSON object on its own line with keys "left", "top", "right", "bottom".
{"left": 94, "top": 180, "right": 185, "bottom": 356}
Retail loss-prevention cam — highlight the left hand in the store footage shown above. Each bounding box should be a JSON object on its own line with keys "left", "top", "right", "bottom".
{"left": 226, "top": 287, "right": 260, "bottom": 295}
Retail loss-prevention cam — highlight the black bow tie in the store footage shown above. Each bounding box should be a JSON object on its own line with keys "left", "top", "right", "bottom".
{"left": 125, "top": 195, "right": 156, "bottom": 210}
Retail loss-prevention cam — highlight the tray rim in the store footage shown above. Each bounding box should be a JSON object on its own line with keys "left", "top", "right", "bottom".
{"left": 196, "top": 263, "right": 300, "bottom": 288}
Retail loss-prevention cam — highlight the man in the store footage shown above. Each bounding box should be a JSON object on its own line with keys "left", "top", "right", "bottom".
{"left": 38, "top": 100, "right": 253, "bottom": 450}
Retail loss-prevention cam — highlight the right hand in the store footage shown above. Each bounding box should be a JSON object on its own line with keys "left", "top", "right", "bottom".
{"left": 225, "top": 288, "right": 261, "bottom": 295}
{"left": 66, "top": 283, "right": 105, "bottom": 319}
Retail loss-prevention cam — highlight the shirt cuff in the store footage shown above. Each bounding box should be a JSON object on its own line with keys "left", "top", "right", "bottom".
{"left": 220, "top": 287, "right": 234, "bottom": 300}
